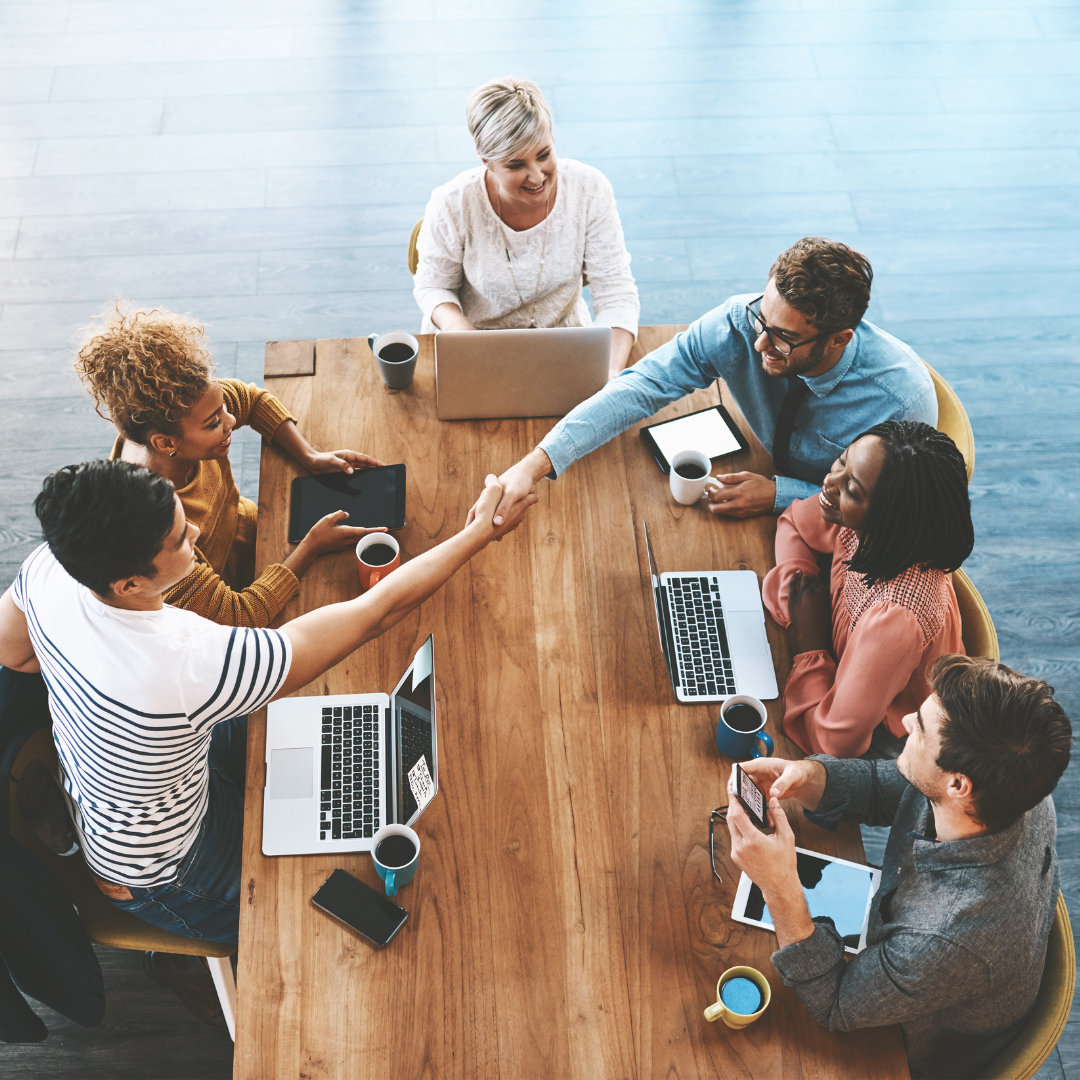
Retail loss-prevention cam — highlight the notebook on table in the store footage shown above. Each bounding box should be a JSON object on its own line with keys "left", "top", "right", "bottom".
{"left": 641, "top": 522, "right": 778, "bottom": 703}
{"left": 434, "top": 325, "right": 610, "bottom": 419}
{"left": 262, "top": 636, "right": 436, "bottom": 856}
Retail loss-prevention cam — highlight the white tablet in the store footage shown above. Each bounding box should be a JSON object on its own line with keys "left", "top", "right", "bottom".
{"left": 732, "top": 847, "right": 881, "bottom": 954}
{"left": 639, "top": 404, "right": 748, "bottom": 472}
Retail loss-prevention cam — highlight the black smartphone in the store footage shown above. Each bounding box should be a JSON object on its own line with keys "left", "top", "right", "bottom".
{"left": 312, "top": 869, "right": 408, "bottom": 948}
{"left": 734, "top": 764, "right": 773, "bottom": 833}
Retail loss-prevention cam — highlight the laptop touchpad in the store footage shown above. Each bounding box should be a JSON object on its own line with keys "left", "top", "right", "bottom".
{"left": 268, "top": 748, "right": 313, "bottom": 799}
{"left": 726, "top": 612, "right": 769, "bottom": 657}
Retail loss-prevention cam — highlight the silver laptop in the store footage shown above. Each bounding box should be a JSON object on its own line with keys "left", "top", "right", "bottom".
{"left": 434, "top": 326, "right": 610, "bottom": 419}
{"left": 641, "top": 523, "right": 778, "bottom": 703}
{"left": 262, "top": 636, "right": 436, "bottom": 856}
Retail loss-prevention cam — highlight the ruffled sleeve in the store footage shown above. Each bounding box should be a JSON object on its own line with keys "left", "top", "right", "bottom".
{"left": 782, "top": 603, "right": 924, "bottom": 757}
{"left": 762, "top": 496, "right": 838, "bottom": 626}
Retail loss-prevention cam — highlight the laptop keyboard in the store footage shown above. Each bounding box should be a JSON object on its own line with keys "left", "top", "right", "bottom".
{"left": 320, "top": 703, "right": 380, "bottom": 841}
{"left": 667, "top": 576, "right": 737, "bottom": 698}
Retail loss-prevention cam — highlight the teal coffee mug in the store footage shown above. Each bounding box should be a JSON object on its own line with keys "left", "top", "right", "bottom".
{"left": 371, "top": 823, "right": 420, "bottom": 897}
{"left": 715, "top": 694, "right": 773, "bottom": 761}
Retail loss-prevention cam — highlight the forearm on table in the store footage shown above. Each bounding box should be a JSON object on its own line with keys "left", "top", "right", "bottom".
{"left": 430, "top": 302, "right": 474, "bottom": 331}
{"left": 774, "top": 473, "right": 823, "bottom": 512}
{"left": 277, "top": 527, "right": 484, "bottom": 695}
{"left": 270, "top": 417, "right": 318, "bottom": 465}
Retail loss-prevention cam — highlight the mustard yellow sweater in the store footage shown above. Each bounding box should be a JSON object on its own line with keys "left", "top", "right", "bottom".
{"left": 111, "top": 379, "right": 300, "bottom": 627}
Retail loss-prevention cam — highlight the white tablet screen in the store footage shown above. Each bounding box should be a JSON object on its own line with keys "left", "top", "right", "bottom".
{"left": 733, "top": 848, "right": 880, "bottom": 953}
{"left": 648, "top": 408, "right": 743, "bottom": 465}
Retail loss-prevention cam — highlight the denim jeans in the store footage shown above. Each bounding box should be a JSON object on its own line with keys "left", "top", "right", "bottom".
{"left": 110, "top": 716, "right": 247, "bottom": 944}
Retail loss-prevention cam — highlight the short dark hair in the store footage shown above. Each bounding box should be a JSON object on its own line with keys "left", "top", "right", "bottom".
{"left": 847, "top": 421, "right": 974, "bottom": 587}
{"left": 769, "top": 237, "right": 873, "bottom": 332}
{"left": 34, "top": 461, "right": 177, "bottom": 597}
{"left": 932, "top": 655, "right": 1072, "bottom": 832}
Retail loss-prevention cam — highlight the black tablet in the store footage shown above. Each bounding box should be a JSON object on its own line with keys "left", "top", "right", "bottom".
{"left": 288, "top": 465, "right": 406, "bottom": 543}
{"left": 639, "top": 404, "right": 748, "bottom": 473}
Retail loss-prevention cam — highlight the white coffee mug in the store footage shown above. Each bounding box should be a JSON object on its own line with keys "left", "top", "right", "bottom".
{"left": 669, "top": 449, "right": 720, "bottom": 505}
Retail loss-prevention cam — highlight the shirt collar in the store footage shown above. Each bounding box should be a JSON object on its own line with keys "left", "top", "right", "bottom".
{"left": 802, "top": 329, "right": 859, "bottom": 398}
{"left": 909, "top": 796, "right": 1028, "bottom": 872}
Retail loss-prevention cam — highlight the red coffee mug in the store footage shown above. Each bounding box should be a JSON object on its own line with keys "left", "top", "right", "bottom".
{"left": 356, "top": 534, "right": 401, "bottom": 591}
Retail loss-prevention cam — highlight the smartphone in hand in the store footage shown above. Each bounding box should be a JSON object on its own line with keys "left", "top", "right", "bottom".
{"left": 312, "top": 868, "right": 408, "bottom": 948}
{"left": 734, "top": 764, "right": 773, "bottom": 833}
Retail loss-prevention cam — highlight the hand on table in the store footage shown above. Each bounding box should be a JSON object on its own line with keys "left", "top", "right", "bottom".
{"left": 787, "top": 569, "right": 833, "bottom": 655}
{"left": 304, "top": 449, "right": 386, "bottom": 475}
{"left": 705, "top": 472, "right": 776, "bottom": 518}
{"left": 301, "top": 513, "right": 386, "bottom": 557}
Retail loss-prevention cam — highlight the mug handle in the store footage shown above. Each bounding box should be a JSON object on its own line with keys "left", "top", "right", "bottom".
{"left": 367, "top": 333, "right": 380, "bottom": 353}
{"left": 703, "top": 1001, "right": 726, "bottom": 1023}
{"left": 384, "top": 870, "right": 397, "bottom": 898}
{"left": 701, "top": 480, "right": 721, "bottom": 500}
{"left": 752, "top": 730, "right": 774, "bottom": 758}
{"left": 369, "top": 570, "right": 383, "bottom": 587}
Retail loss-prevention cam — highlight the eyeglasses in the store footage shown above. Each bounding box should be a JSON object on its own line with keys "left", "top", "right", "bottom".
{"left": 709, "top": 806, "right": 728, "bottom": 885}
{"left": 745, "top": 295, "right": 832, "bottom": 357}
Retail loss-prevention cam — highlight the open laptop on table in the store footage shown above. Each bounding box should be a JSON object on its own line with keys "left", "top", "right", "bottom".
{"left": 434, "top": 325, "right": 610, "bottom": 419}
{"left": 641, "top": 522, "right": 778, "bottom": 703}
{"left": 262, "top": 635, "right": 436, "bottom": 856}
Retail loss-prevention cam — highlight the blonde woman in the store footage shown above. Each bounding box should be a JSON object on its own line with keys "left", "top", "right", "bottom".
{"left": 75, "top": 305, "right": 384, "bottom": 626}
{"left": 413, "top": 76, "right": 640, "bottom": 377}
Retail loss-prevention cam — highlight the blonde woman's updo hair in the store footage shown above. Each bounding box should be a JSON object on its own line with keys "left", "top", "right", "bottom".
{"left": 466, "top": 77, "right": 553, "bottom": 161}
{"left": 74, "top": 304, "right": 214, "bottom": 446}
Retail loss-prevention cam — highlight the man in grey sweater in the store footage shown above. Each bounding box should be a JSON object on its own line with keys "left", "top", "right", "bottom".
{"left": 727, "top": 654, "right": 1071, "bottom": 1079}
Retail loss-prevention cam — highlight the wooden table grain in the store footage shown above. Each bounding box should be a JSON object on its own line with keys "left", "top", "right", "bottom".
{"left": 237, "top": 327, "right": 909, "bottom": 1080}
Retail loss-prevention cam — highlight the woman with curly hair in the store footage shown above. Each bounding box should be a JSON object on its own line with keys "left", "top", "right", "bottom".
{"left": 75, "top": 305, "right": 384, "bottom": 626}
{"left": 762, "top": 420, "right": 974, "bottom": 758}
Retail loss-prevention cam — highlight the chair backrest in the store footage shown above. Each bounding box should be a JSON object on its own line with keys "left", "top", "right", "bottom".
{"left": 952, "top": 569, "right": 999, "bottom": 662}
{"left": 922, "top": 359, "right": 975, "bottom": 482}
{"left": 407, "top": 218, "right": 422, "bottom": 275}
{"left": 977, "top": 892, "right": 1075, "bottom": 1080}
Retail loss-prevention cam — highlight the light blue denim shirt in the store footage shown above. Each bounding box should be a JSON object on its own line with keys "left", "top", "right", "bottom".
{"left": 539, "top": 295, "right": 937, "bottom": 511}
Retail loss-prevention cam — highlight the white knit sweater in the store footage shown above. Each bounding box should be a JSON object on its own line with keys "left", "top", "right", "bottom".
{"left": 413, "top": 158, "right": 640, "bottom": 336}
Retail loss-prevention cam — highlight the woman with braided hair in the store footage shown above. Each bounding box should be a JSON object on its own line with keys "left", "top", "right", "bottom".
{"left": 762, "top": 420, "right": 974, "bottom": 758}
{"left": 75, "top": 304, "right": 386, "bottom": 627}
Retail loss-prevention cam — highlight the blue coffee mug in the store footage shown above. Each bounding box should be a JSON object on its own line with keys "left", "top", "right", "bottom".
{"left": 371, "top": 823, "right": 420, "bottom": 897}
{"left": 715, "top": 695, "right": 773, "bottom": 761}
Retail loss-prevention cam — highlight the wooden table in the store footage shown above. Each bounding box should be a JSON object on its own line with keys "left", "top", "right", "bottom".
{"left": 238, "top": 328, "right": 908, "bottom": 1079}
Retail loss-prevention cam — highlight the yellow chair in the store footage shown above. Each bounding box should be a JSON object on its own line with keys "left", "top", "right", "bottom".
{"left": 923, "top": 359, "right": 975, "bottom": 482}
{"left": 9, "top": 730, "right": 238, "bottom": 1039}
{"left": 407, "top": 218, "right": 422, "bottom": 275}
{"left": 952, "top": 569, "right": 1000, "bottom": 662}
{"left": 976, "top": 892, "right": 1075, "bottom": 1080}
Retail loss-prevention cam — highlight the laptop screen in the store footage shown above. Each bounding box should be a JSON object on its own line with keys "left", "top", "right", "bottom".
{"left": 391, "top": 636, "right": 437, "bottom": 826}
{"left": 641, "top": 523, "right": 677, "bottom": 688}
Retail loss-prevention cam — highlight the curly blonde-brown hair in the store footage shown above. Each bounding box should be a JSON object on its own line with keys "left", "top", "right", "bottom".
{"left": 74, "top": 304, "right": 215, "bottom": 445}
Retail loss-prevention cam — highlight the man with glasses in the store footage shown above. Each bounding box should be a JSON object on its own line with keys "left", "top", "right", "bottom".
{"left": 482, "top": 237, "right": 936, "bottom": 522}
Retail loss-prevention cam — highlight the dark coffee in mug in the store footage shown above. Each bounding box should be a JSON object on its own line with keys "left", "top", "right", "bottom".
{"left": 375, "top": 835, "right": 416, "bottom": 868}
{"left": 360, "top": 543, "right": 396, "bottom": 566}
{"left": 674, "top": 463, "right": 707, "bottom": 480}
{"left": 723, "top": 703, "right": 762, "bottom": 732}
{"left": 378, "top": 343, "right": 415, "bottom": 364}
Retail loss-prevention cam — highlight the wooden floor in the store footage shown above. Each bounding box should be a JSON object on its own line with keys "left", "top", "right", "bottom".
{"left": 0, "top": 1, "right": 1076, "bottom": 1077}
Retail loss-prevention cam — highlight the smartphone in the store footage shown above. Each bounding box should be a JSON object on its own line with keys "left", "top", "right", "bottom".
{"left": 734, "top": 764, "right": 772, "bottom": 833}
{"left": 312, "top": 869, "right": 408, "bottom": 948}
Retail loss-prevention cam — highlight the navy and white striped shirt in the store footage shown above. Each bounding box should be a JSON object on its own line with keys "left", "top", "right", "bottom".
{"left": 13, "top": 544, "right": 292, "bottom": 887}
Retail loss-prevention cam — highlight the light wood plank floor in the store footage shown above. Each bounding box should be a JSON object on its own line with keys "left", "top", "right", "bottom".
{"left": 1, "top": 1, "right": 1077, "bottom": 1077}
